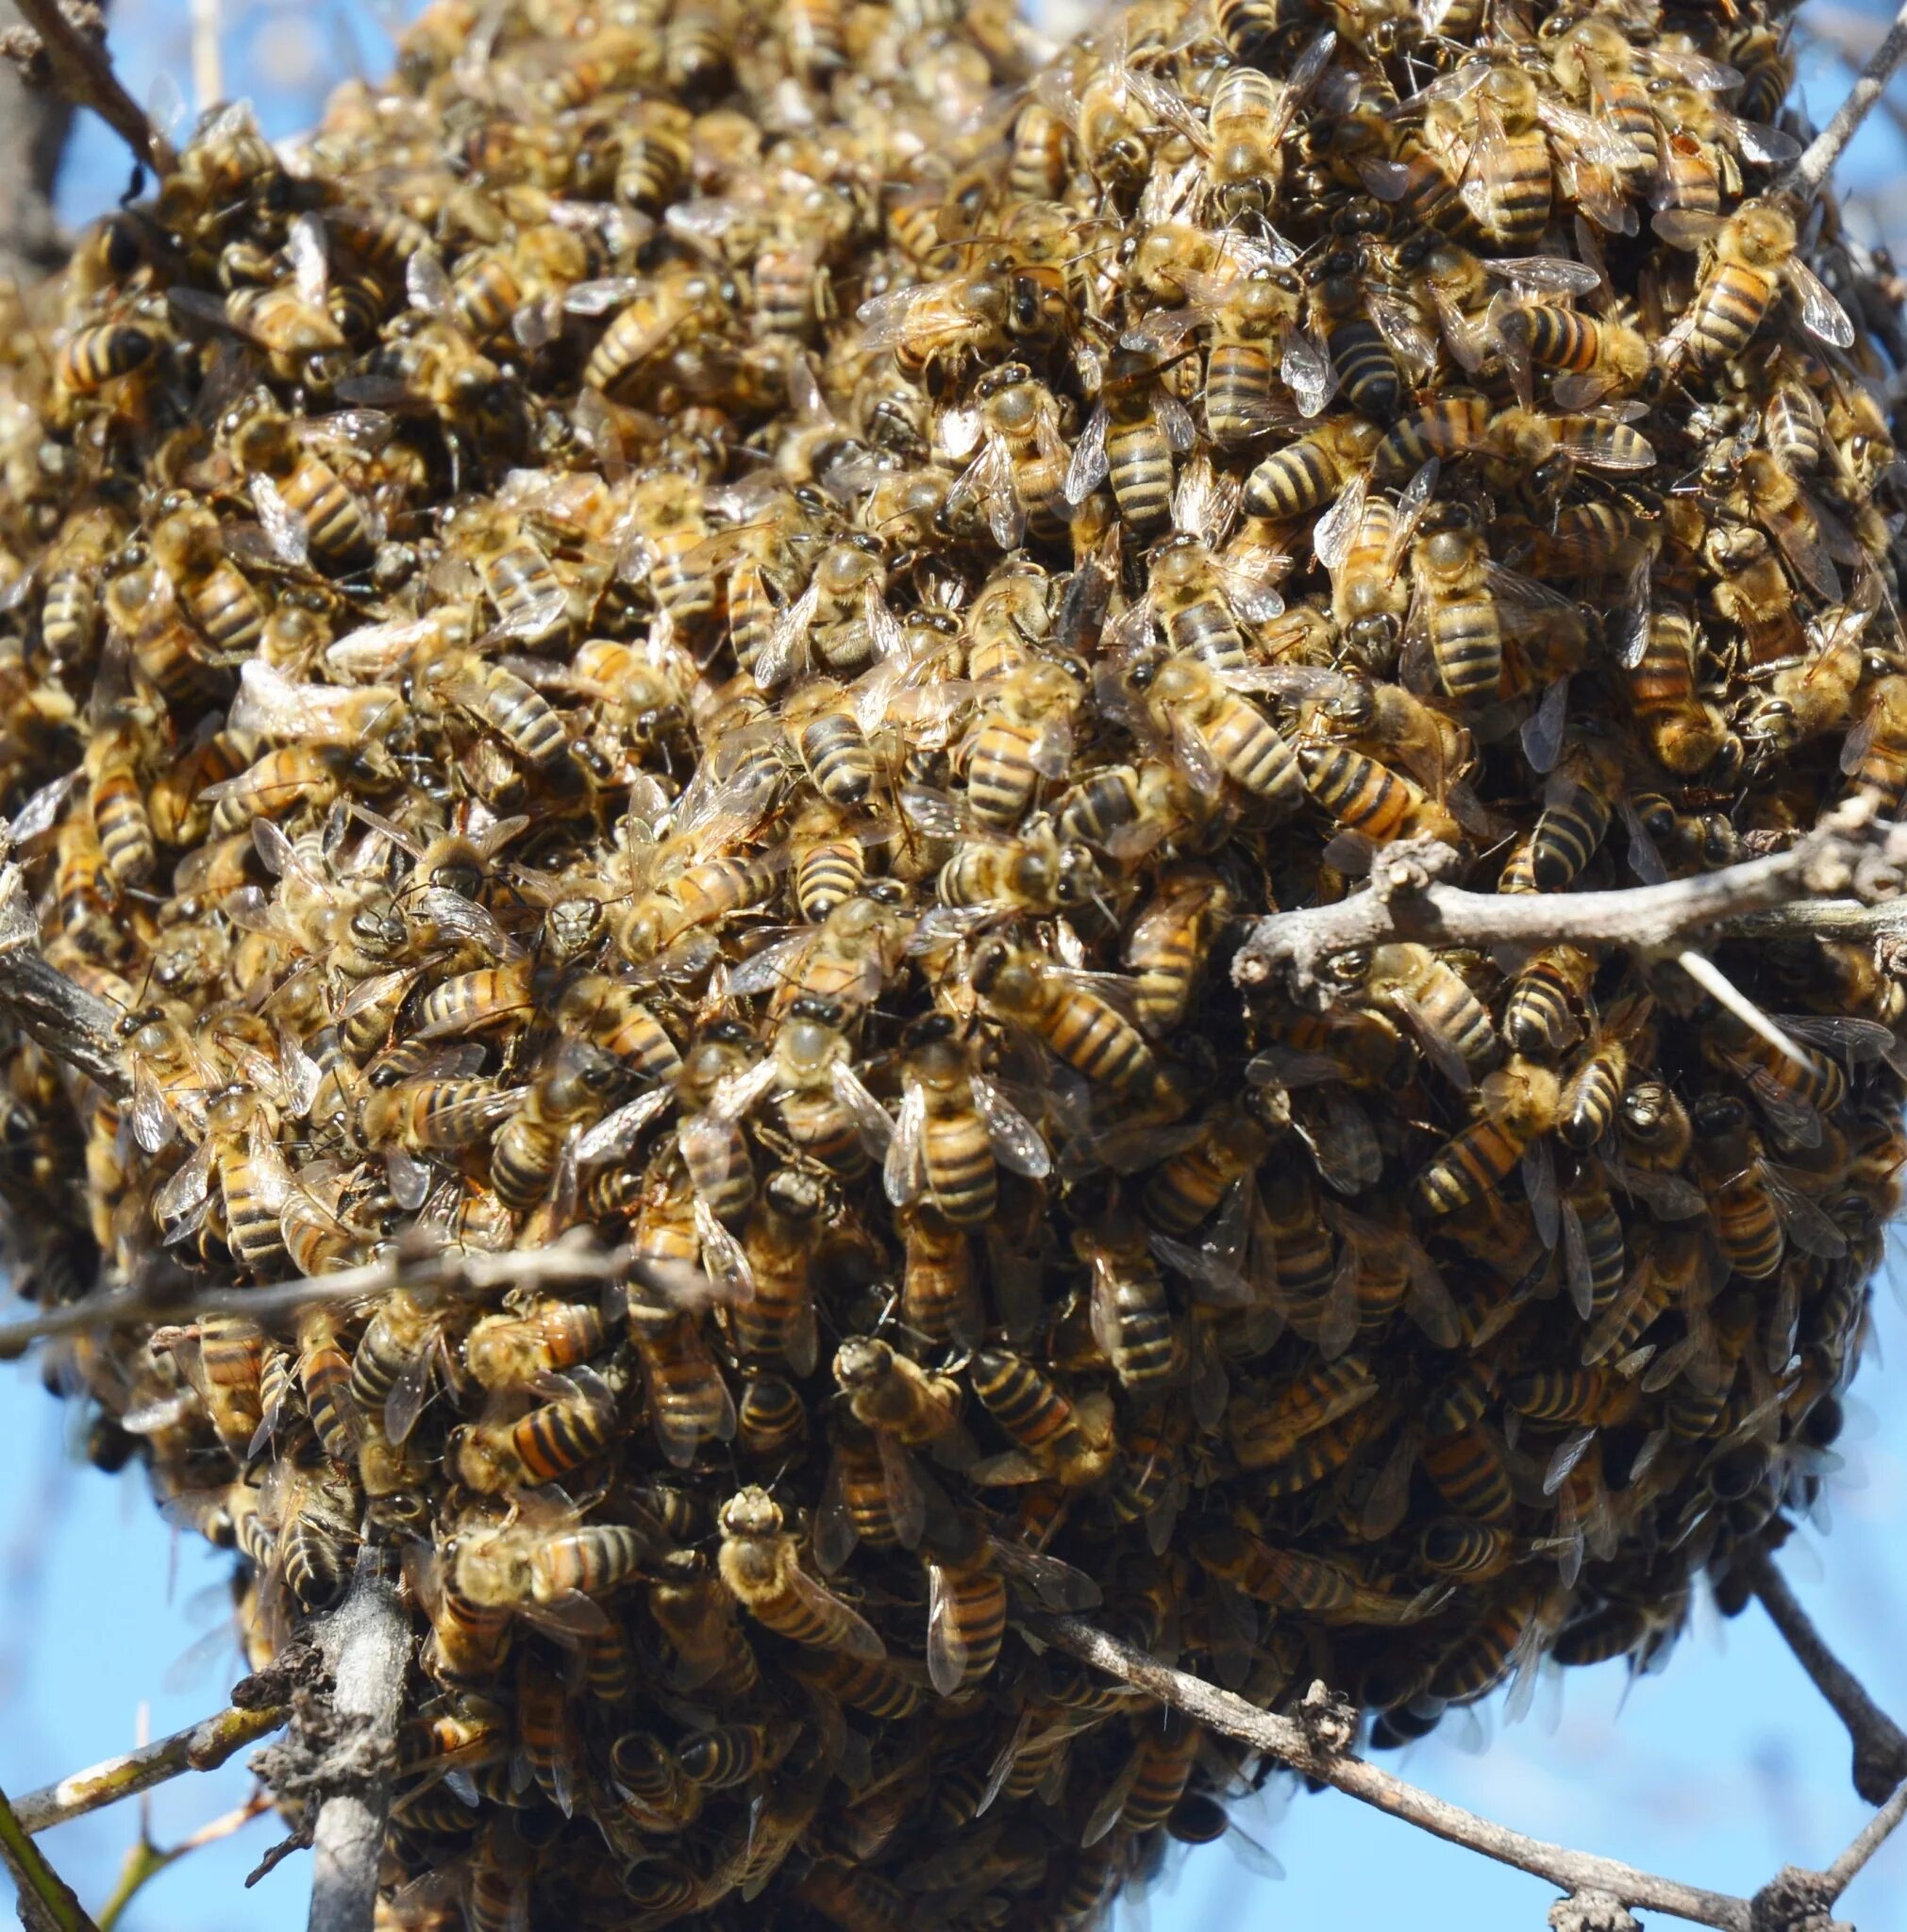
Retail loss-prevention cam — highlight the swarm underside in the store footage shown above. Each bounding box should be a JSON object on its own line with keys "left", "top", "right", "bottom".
{"left": 0, "top": 0, "right": 1904, "bottom": 1924}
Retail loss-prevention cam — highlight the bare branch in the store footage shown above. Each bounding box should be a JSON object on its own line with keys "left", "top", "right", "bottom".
{"left": 6, "top": 0, "right": 172, "bottom": 176}
{"left": 0, "top": 1226, "right": 629, "bottom": 1355}
{"left": 1022, "top": 1613, "right": 1753, "bottom": 1932}
{"left": 1824, "top": 1776, "right": 1907, "bottom": 1898}
{"left": 305, "top": 1551, "right": 408, "bottom": 1932}
{"left": 10, "top": 1704, "right": 286, "bottom": 1838}
{"left": 1232, "top": 815, "right": 1907, "bottom": 999}
{"left": 1782, "top": 0, "right": 1907, "bottom": 199}
{"left": 0, "top": 949, "right": 130, "bottom": 1097}
{"left": 1746, "top": 1547, "right": 1907, "bottom": 1806}
{"left": 0, "top": 1783, "right": 100, "bottom": 1932}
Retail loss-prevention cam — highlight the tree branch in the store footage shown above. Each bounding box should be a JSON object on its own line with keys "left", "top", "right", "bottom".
{"left": 1782, "top": 0, "right": 1907, "bottom": 200}
{"left": 1231, "top": 815, "right": 1907, "bottom": 999}
{"left": 305, "top": 1551, "right": 408, "bottom": 1932}
{"left": 0, "top": 1784, "right": 100, "bottom": 1932}
{"left": 1021, "top": 1612, "right": 1755, "bottom": 1931}
{"left": 1823, "top": 1774, "right": 1907, "bottom": 1898}
{"left": 10, "top": 1704, "right": 286, "bottom": 1838}
{"left": 7, "top": 0, "right": 172, "bottom": 177}
{"left": 0, "top": 1226, "right": 628, "bottom": 1356}
{"left": 1745, "top": 1547, "right": 1907, "bottom": 1807}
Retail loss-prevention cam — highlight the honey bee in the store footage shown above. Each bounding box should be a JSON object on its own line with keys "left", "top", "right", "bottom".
{"left": 1414, "top": 1058, "right": 1562, "bottom": 1221}
{"left": 968, "top": 1348, "right": 1115, "bottom": 1488}
{"left": 969, "top": 940, "right": 1167, "bottom": 1102}
{"left": 1202, "top": 39, "right": 1335, "bottom": 223}
{"left": 1357, "top": 943, "right": 1499, "bottom": 1090}
{"left": 226, "top": 395, "right": 377, "bottom": 571}
{"left": 943, "top": 361, "right": 1075, "bottom": 550}
{"left": 452, "top": 1364, "right": 622, "bottom": 1492}
{"left": 151, "top": 1087, "right": 293, "bottom": 1273}
{"left": 1065, "top": 345, "right": 1199, "bottom": 540}
{"left": 718, "top": 1485, "right": 884, "bottom": 1656}
{"left": 1244, "top": 416, "right": 1380, "bottom": 523}
{"left": 732, "top": 1167, "right": 825, "bottom": 1376}
{"left": 1655, "top": 200, "right": 1854, "bottom": 370}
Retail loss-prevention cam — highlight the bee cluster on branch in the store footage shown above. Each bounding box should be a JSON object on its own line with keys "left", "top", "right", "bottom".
{"left": 0, "top": 0, "right": 1904, "bottom": 1923}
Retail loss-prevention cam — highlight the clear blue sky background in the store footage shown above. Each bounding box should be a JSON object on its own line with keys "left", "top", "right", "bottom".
{"left": 10, "top": 2, "right": 1907, "bottom": 1925}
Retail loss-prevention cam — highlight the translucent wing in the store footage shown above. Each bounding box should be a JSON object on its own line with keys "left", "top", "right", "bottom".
{"left": 694, "top": 1196, "right": 757, "bottom": 1304}
{"left": 971, "top": 1074, "right": 1051, "bottom": 1177}
{"left": 576, "top": 1088, "right": 673, "bottom": 1167}
{"left": 1281, "top": 328, "right": 1336, "bottom": 418}
{"left": 1064, "top": 405, "right": 1110, "bottom": 504}
{"left": 1520, "top": 676, "right": 1569, "bottom": 774}
{"left": 1787, "top": 260, "right": 1855, "bottom": 350}
{"left": 757, "top": 581, "right": 820, "bottom": 690}
{"left": 251, "top": 475, "right": 310, "bottom": 569}
{"left": 784, "top": 1558, "right": 885, "bottom": 1660}
{"left": 1159, "top": 394, "right": 1198, "bottom": 453}
{"left": 829, "top": 1060, "right": 896, "bottom": 1156}
{"left": 1763, "top": 1163, "right": 1849, "bottom": 1258}
{"left": 153, "top": 1132, "right": 218, "bottom": 1231}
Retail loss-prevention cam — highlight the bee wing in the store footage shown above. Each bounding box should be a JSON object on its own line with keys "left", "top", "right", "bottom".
{"left": 787, "top": 1558, "right": 886, "bottom": 1660}
{"left": 875, "top": 1431, "right": 927, "bottom": 1551}
{"left": 992, "top": 1538, "right": 1103, "bottom": 1611}
{"left": 1362, "top": 285, "right": 1438, "bottom": 386}
{"left": 1458, "top": 96, "right": 1513, "bottom": 230}
{"left": 679, "top": 1110, "right": 752, "bottom": 1197}
{"left": 1731, "top": 113, "right": 1801, "bottom": 168}
{"left": 1485, "top": 256, "right": 1603, "bottom": 297}
{"left": 1404, "top": 1240, "right": 1464, "bottom": 1349}
{"left": 1280, "top": 328, "right": 1337, "bottom": 419}
{"left": 1170, "top": 713, "right": 1226, "bottom": 798}
{"left": 969, "top": 1074, "right": 1051, "bottom": 1178}
{"left": 1064, "top": 404, "right": 1110, "bottom": 505}
{"left": 814, "top": 1444, "right": 858, "bottom": 1574}
{"left": 1523, "top": 1139, "right": 1560, "bottom": 1249}
{"left": 1313, "top": 471, "right": 1367, "bottom": 573}
{"left": 1159, "top": 392, "right": 1199, "bottom": 454}
{"left": 251, "top": 475, "right": 310, "bottom": 569}
{"left": 1615, "top": 552, "right": 1653, "bottom": 670}
{"left": 288, "top": 211, "right": 329, "bottom": 308}
{"left": 693, "top": 1196, "right": 756, "bottom": 1305}
{"left": 9, "top": 771, "right": 79, "bottom": 845}
{"left": 829, "top": 1061, "right": 895, "bottom": 1156}
{"left": 1561, "top": 1197, "right": 1594, "bottom": 1321}
{"left": 1650, "top": 208, "right": 1725, "bottom": 251}
{"left": 1148, "top": 1177, "right": 1252, "bottom": 1305}
{"left": 384, "top": 1342, "right": 438, "bottom": 1446}
{"left": 576, "top": 1088, "right": 673, "bottom": 1168}
{"left": 706, "top": 1057, "right": 779, "bottom": 1124}
{"left": 1080, "top": 1743, "right": 1146, "bottom": 1848}
{"left": 1391, "top": 991, "right": 1475, "bottom": 1093}
{"left": 406, "top": 250, "right": 455, "bottom": 317}
{"left": 1519, "top": 675, "right": 1570, "bottom": 774}
{"left": 1610, "top": 1158, "right": 1708, "bottom": 1222}
{"left": 1172, "top": 450, "right": 1239, "bottom": 545}
{"left": 757, "top": 581, "right": 820, "bottom": 691}
{"left": 384, "top": 1149, "right": 433, "bottom": 1211}
{"left": 1776, "top": 1013, "right": 1898, "bottom": 1064}
{"left": 721, "top": 930, "right": 814, "bottom": 1000}
{"left": 153, "top": 1131, "right": 219, "bottom": 1231}
{"left": 1317, "top": 1241, "right": 1361, "bottom": 1359}
{"left": 946, "top": 438, "right": 1023, "bottom": 552}
{"left": 1429, "top": 286, "right": 1490, "bottom": 375}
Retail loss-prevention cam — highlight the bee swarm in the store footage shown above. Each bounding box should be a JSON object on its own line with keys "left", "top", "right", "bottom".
{"left": 1, "top": 0, "right": 1904, "bottom": 1923}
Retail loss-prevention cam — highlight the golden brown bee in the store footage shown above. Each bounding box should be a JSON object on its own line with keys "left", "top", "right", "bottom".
{"left": 1414, "top": 1058, "right": 1562, "bottom": 1220}
{"left": 970, "top": 940, "right": 1165, "bottom": 1101}
{"left": 968, "top": 1348, "right": 1115, "bottom": 1488}
{"left": 717, "top": 1485, "right": 885, "bottom": 1656}
{"left": 452, "top": 1363, "right": 622, "bottom": 1491}
{"left": 54, "top": 322, "right": 157, "bottom": 396}
{"left": 1657, "top": 200, "right": 1853, "bottom": 371}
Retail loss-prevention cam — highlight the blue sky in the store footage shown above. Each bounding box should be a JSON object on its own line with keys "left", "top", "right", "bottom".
{"left": 14, "top": 1, "right": 1907, "bottom": 1926}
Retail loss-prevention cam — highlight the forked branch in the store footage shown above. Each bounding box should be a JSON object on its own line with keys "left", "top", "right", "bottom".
{"left": 1027, "top": 1605, "right": 1907, "bottom": 1932}
{"left": 6, "top": 0, "right": 172, "bottom": 175}
{"left": 1745, "top": 1545, "right": 1907, "bottom": 1806}
{"left": 1022, "top": 1612, "right": 1753, "bottom": 1931}
{"left": 1233, "top": 814, "right": 1907, "bottom": 1000}
{"left": 1782, "top": 0, "right": 1907, "bottom": 199}
{"left": 10, "top": 1703, "right": 287, "bottom": 1838}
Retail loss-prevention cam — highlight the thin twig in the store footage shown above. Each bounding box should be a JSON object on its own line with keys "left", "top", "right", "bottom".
{"left": 94, "top": 1794, "right": 271, "bottom": 1932}
{"left": 11, "top": 1704, "right": 287, "bottom": 1837}
{"left": 188, "top": 0, "right": 219, "bottom": 115}
{"left": 1782, "top": 0, "right": 1907, "bottom": 199}
{"left": 1231, "top": 815, "right": 1907, "bottom": 998}
{"left": 0, "top": 1784, "right": 100, "bottom": 1932}
{"left": 306, "top": 1550, "right": 408, "bottom": 1932}
{"left": 1824, "top": 1775, "right": 1907, "bottom": 1897}
{"left": 0, "top": 1227, "right": 629, "bottom": 1355}
{"left": 1022, "top": 1613, "right": 1753, "bottom": 1931}
{"left": 1746, "top": 1547, "right": 1907, "bottom": 1806}
{"left": 8, "top": 0, "right": 172, "bottom": 175}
